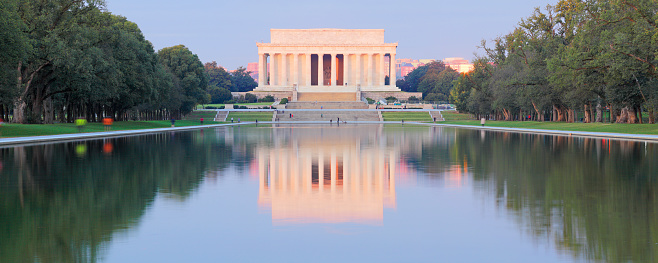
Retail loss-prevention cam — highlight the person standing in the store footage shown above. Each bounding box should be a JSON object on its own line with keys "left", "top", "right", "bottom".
{"left": 170, "top": 117, "right": 175, "bottom": 127}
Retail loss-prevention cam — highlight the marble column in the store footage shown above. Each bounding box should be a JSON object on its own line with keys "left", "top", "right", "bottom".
{"left": 306, "top": 54, "right": 311, "bottom": 87}
{"left": 379, "top": 54, "right": 386, "bottom": 86}
{"left": 293, "top": 53, "right": 299, "bottom": 85}
{"left": 390, "top": 53, "right": 396, "bottom": 86}
{"left": 258, "top": 53, "right": 265, "bottom": 86}
{"left": 271, "top": 54, "right": 278, "bottom": 86}
{"left": 281, "top": 53, "right": 288, "bottom": 86}
{"left": 367, "top": 53, "right": 373, "bottom": 87}
{"left": 343, "top": 54, "right": 349, "bottom": 86}
{"left": 331, "top": 53, "right": 337, "bottom": 86}
{"left": 318, "top": 53, "right": 324, "bottom": 86}
{"left": 354, "top": 53, "right": 363, "bottom": 85}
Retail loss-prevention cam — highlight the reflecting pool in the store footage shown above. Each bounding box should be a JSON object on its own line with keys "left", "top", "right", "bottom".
{"left": 1, "top": 124, "right": 656, "bottom": 262}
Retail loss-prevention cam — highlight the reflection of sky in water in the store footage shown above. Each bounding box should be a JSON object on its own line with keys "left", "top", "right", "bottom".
{"left": 2, "top": 125, "right": 656, "bottom": 262}
{"left": 105, "top": 125, "right": 571, "bottom": 263}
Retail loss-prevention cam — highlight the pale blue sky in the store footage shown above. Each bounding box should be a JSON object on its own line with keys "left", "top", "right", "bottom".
{"left": 106, "top": 0, "right": 555, "bottom": 69}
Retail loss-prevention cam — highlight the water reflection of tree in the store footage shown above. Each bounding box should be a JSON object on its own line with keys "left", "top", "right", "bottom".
{"left": 0, "top": 130, "right": 232, "bottom": 262}
{"left": 419, "top": 130, "right": 657, "bottom": 262}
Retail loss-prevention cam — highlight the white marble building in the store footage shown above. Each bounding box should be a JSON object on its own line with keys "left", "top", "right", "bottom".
{"left": 253, "top": 29, "right": 416, "bottom": 102}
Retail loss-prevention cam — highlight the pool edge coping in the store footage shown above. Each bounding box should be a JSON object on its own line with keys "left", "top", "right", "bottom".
{"left": 2, "top": 121, "right": 658, "bottom": 146}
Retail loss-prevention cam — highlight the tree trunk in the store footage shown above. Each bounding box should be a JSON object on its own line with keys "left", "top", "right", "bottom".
{"left": 628, "top": 107, "right": 638, "bottom": 123}
{"left": 617, "top": 107, "right": 629, "bottom": 123}
{"left": 43, "top": 97, "right": 54, "bottom": 124}
{"left": 649, "top": 108, "right": 655, "bottom": 124}
{"left": 595, "top": 103, "right": 603, "bottom": 122}
{"left": 610, "top": 104, "right": 616, "bottom": 123}
{"left": 554, "top": 105, "right": 566, "bottom": 122}
{"left": 636, "top": 106, "right": 643, "bottom": 124}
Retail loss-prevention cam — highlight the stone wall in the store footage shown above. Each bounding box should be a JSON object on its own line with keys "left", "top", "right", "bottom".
{"left": 361, "top": 92, "right": 423, "bottom": 101}
{"left": 238, "top": 91, "right": 293, "bottom": 100}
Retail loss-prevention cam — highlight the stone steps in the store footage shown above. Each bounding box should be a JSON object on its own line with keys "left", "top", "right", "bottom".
{"left": 286, "top": 101, "right": 368, "bottom": 109}
{"left": 274, "top": 111, "right": 380, "bottom": 122}
{"left": 297, "top": 92, "right": 357, "bottom": 102}
{"left": 214, "top": 111, "right": 228, "bottom": 122}
{"left": 429, "top": 111, "right": 444, "bottom": 121}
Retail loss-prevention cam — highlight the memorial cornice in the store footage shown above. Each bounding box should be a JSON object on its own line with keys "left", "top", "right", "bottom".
{"left": 258, "top": 44, "right": 397, "bottom": 54}
{"left": 257, "top": 43, "right": 398, "bottom": 47}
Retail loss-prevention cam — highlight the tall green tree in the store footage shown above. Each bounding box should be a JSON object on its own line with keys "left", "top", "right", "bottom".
{"left": 205, "top": 61, "right": 233, "bottom": 103}
{"left": 157, "top": 45, "right": 208, "bottom": 117}
{"left": 230, "top": 66, "right": 257, "bottom": 92}
{"left": 0, "top": 0, "right": 29, "bottom": 117}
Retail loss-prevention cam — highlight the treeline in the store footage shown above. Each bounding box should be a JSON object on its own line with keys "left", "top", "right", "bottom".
{"left": 204, "top": 61, "right": 258, "bottom": 104}
{"left": 449, "top": 0, "right": 658, "bottom": 124}
{"left": 0, "top": 0, "right": 209, "bottom": 124}
{"left": 396, "top": 61, "right": 460, "bottom": 102}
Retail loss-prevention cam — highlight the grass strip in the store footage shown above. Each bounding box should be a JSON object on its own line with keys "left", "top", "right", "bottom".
{"left": 382, "top": 112, "right": 432, "bottom": 122}
{"left": 0, "top": 120, "right": 223, "bottom": 138}
{"left": 440, "top": 120, "right": 658, "bottom": 135}
{"left": 226, "top": 112, "right": 273, "bottom": 122}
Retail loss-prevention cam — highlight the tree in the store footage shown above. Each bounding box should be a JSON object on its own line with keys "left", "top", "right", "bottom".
{"left": 158, "top": 45, "right": 208, "bottom": 117}
{"left": 205, "top": 61, "right": 232, "bottom": 91}
{"left": 244, "top": 93, "right": 257, "bottom": 103}
{"left": 0, "top": 0, "right": 29, "bottom": 119}
{"left": 230, "top": 66, "right": 257, "bottom": 92}
{"left": 208, "top": 87, "right": 232, "bottom": 104}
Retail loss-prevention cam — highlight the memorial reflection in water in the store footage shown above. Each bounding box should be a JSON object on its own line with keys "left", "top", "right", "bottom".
{"left": 255, "top": 125, "right": 402, "bottom": 225}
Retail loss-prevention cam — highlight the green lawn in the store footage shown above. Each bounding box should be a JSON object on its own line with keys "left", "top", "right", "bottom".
{"left": 441, "top": 111, "right": 473, "bottom": 121}
{"left": 235, "top": 102, "right": 274, "bottom": 106}
{"left": 382, "top": 112, "right": 433, "bottom": 122}
{"left": 226, "top": 111, "right": 273, "bottom": 122}
{"left": 0, "top": 120, "right": 223, "bottom": 138}
{"left": 183, "top": 110, "right": 217, "bottom": 120}
{"left": 440, "top": 120, "right": 658, "bottom": 135}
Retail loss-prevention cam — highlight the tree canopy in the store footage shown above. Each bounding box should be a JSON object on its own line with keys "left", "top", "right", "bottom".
{"left": 452, "top": 0, "right": 658, "bottom": 124}
{"left": 0, "top": 0, "right": 210, "bottom": 123}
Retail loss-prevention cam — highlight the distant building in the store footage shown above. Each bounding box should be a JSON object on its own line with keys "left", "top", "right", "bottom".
{"left": 246, "top": 62, "right": 269, "bottom": 81}
{"left": 443, "top": 57, "right": 474, "bottom": 74}
{"left": 393, "top": 57, "right": 474, "bottom": 80}
{"left": 394, "top": 58, "right": 434, "bottom": 80}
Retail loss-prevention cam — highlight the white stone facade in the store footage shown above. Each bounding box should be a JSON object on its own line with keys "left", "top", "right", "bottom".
{"left": 255, "top": 29, "right": 400, "bottom": 95}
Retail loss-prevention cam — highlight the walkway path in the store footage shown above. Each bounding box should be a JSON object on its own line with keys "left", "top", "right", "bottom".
{"left": 2, "top": 120, "right": 658, "bottom": 147}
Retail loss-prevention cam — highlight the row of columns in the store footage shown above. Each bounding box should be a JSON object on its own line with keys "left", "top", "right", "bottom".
{"left": 258, "top": 52, "right": 396, "bottom": 87}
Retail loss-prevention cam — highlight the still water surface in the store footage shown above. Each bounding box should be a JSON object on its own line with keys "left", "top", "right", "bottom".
{"left": 1, "top": 124, "right": 656, "bottom": 262}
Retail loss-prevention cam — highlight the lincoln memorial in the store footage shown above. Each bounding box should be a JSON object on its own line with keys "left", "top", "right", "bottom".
{"left": 252, "top": 29, "right": 421, "bottom": 102}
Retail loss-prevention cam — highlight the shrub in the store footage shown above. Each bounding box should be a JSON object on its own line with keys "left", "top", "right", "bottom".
{"left": 385, "top": 96, "right": 397, "bottom": 103}
{"left": 366, "top": 97, "right": 375, "bottom": 104}
{"left": 408, "top": 96, "right": 420, "bottom": 102}
{"left": 238, "top": 105, "right": 248, "bottom": 109}
{"left": 259, "top": 95, "right": 275, "bottom": 102}
{"left": 280, "top": 98, "right": 288, "bottom": 104}
{"left": 244, "top": 93, "right": 258, "bottom": 103}
{"left": 219, "top": 106, "right": 225, "bottom": 109}
{"left": 205, "top": 106, "right": 217, "bottom": 109}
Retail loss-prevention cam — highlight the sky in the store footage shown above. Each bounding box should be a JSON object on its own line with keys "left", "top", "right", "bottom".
{"left": 106, "top": 0, "right": 556, "bottom": 70}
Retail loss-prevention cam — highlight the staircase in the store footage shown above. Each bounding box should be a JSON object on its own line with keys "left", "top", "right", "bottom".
{"left": 429, "top": 111, "right": 444, "bottom": 121}
{"left": 274, "top": 111, "right": 380, "bottom": 122}
{"left": 297, "top": 92, "right": 357, "bottom": 102}
{"left": 286, "top": 101, "right": 369, "bottom": 109}
{"left": 214, "top": 111, "right": 228, "bottom": 122}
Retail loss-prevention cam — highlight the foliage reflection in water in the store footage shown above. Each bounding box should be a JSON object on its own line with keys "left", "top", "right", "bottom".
{"left": 0, "top": 125, "right": 656, "bottom": 262}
